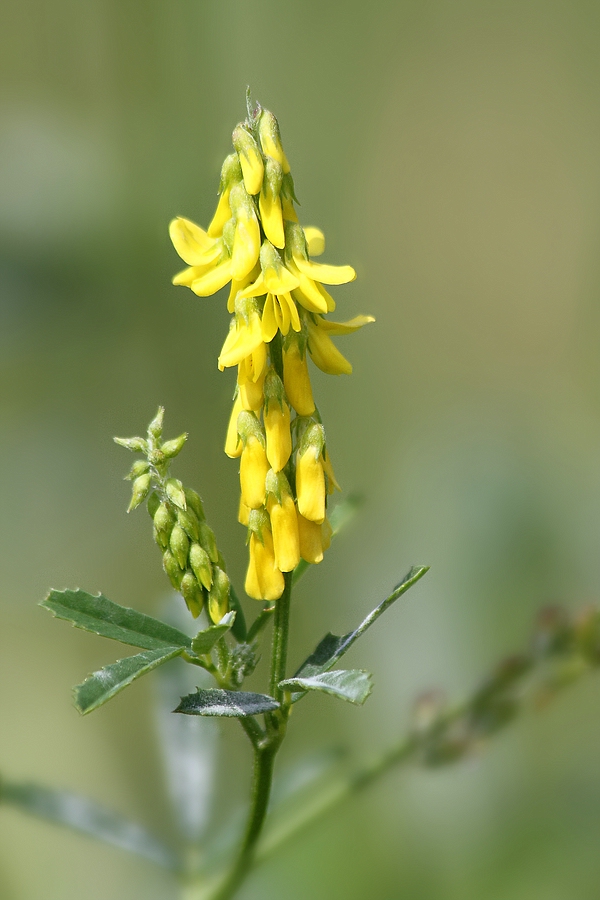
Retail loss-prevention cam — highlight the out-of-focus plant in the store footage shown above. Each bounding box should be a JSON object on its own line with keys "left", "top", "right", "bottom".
{"left": 2, "top": 93, "right": 599, "bottom": 900}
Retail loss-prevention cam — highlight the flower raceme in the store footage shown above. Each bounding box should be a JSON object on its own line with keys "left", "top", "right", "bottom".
{"left": 170, "top": 100, "right": 374, "bottom": 600}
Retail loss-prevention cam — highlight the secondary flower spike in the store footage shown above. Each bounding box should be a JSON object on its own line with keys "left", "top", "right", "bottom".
{"left": 170, "top": 97, "right": 374, "bottom": 600}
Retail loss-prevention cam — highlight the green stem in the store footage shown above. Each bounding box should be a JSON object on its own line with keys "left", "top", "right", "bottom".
{"left": 270, "top": 572, "right": 293, "bottom": 702}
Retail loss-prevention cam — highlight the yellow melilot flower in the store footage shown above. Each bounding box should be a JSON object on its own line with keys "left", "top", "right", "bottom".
{"left": 232, "top": 124, "right": 264, "bottom": 196}
{"left": 264, "top": 399, "right": 291, "bottom": 472}
{"left": 268, "top": 492, "right": 300, "bottom": 572}
{"left": 258, "top": 109, "right": 290, "bottom": 175}
{"left": 296, "top": 446, "right": 326, "bottom": 524}
{"left": 229, "top": 183, "right": 261, "bottom": 280}
{"left": 238, "top": 352, "right": 266, "bottom": 412}
{"left": 218, "top": 302, "right": 265, "bottom": 371}
{"left": 259, "top": 157, "right": 285, "bottom": 249}
{"left": 282, "top": 339, "right": 315, "bottom": 416}
{"left": 240, "top": 435, "right": 269, "bottom": 509}
{"left": 297, "top": 513, "right": 324, "bottom": 564}
{"left": 245, "top": 529, "right": 285, "bottom": 601}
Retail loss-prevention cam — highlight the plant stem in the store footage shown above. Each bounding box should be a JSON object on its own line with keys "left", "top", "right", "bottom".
{"left": 204, "top": 573, "right": 293, "bottom": 900}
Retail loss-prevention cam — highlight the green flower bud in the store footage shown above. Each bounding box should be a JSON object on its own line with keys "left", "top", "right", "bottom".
{"left": 147, "top": 491, "right": 160, "bottom": 519}
{"left": 184, "top": 488, "right": 205, "bottom": 521}
{"left": 189, "top": 542, "right": 213, "bottom": 590}
{"left": 199, "top": 522, "right": 219, "bottom": 563}
{"left": 153, "top": 524, "right": 169, "bottom": 550}
{"left": 169, "top": 524, "right": 190, "bottom": 570}
{"left": 114, "top": 436, "right": 148, "bottom": 453}
{"left": 218, "top": 152, "right": 243, "bottom": 194}
{"left": 163, "top": 549, "right": 183, "bottom": 590}
{"left": 147, "top": 407, "right": 165, "bottom": 440}
{"left": 232, "top": 123, "right": 264, "bottom": 195}
{"left": 177, "top": 507, "right": 200, "bottom": 543}
{"left": 125, "top": 459, "right": 150, "bottom": 481}
{"left": 154, "top": 501, "right": 174, "bottom": 536}
{"left": 161, "top": 433, "right": 188, "bottom": 459}
{"left": 128, "top": 473, "right": 152, "bottom": 512}
{"left": 181, "top": 570, "right": 204, "bottom": 619}
{"left": 165, "top": 477, "right": 186, "bottom": 510}
{"left": 208, "top": 566, "right": 230, "bottom": 624}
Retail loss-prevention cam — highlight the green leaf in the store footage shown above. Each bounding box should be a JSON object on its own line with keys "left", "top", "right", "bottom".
{"left": 1, "top": 780, "right": 177, "bottom": 870}
{"left": 280, "top": 669, "right": 373, "bottom": 705}
{"left": 41, "top": 589, "right": 192, "bottom": 651}
{"left": 175, "top": 688, "right": 279, "bottom": 717}
{"left": 75, "top": 646, "right": 185, "bottom": 714}
{"left": 191, "top": 612, "right": 236, "bottom": 656}
{"left": 294, "top": 565, "right": 429, "bottom": 681}
{"left": 292, "top": 494, "right": 363, "bottom": 586}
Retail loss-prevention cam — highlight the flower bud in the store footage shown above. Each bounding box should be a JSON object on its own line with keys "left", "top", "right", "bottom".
{"left": 232, "top": 124, "right": 264, "bottom": 195}
{"left": 259, "top": 157, "right": 284, "bottom": 249}
{"left": 125, "top": 459, "right": 150, "bottom": 481}
{"left": 146, "top": 490, "right": 160, "bottom": 518}
{"left": 165, "top": 477, "right": 187, "bottom": 510}
{"left": 177, "top": 507, "right": 200, "bottom": 543}
{"left": 114, "top": 436, "right": 148, "bottom": 453}
{"left": 189, "top": 542, "right": 213, "bottom": 590}
{"left": 169, "top": 524, "right": 190, "bottom": 570}
{"left": 240, "top": 435, "right": 269, "bottom": 509}
{"left": 181, "top": 570, "right": 204, "bottom": 619}
{"left": 207, "top": 153, "right": 242, "bottom": 237}
{"left": 128, "top": 473, "right": 152, "bottom": 512}
{"left": 268, "top": 492, "right": 300, "bottom": 572}
{"left": 161, "top": 433, "right": 188, "bottom": 459}
{"left": 208, "top": 566, "right": 230, "bottom": 623}
{"left": 147, "top": 407, "right": 165, "bottom": 439}
{"left": 184, "top": 488, "right": 205, "bottom": 521}
{"left": 163, "top": 549, "right": 183, "bottom": 590}
{"left": 154, "top": 501, "right": 175, "bottom": 537}
{"left": 198, "top": 522, "right": 219, "bottom": 563}
{"left": 153, "top": 524, "right": 169, "bottom": 550}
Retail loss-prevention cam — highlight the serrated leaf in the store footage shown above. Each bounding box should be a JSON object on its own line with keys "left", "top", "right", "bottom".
{"left": 175, "top": 688, "right": 279, "bottom": 717}
{"left": 191, "top": 611, "right": 236, "bottom": 655}
{"left": 41, "top": 589, "right": 192, "bottom": 651}
{"left": 280, "top": 669, "right": 373, "bottom": 705}
{"left": 75, "top": 646, "right": 185, "bottom": 714}
{"left": 294, "top": 565, "right": 429, "bottom": 682}
{"left": 1, "top": 780, "right": 177, "bottom": 870}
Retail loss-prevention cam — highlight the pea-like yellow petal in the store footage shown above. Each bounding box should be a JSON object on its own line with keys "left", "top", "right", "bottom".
{"left": 207, "top": 190, "right": 232, "bottom": 237}
{"left": 306, "top": 318, "right": 353, "bottom": 375}
{"left": 303, "top": 226, "right": 325, "bottom": 257}
{"left": 318, "top": 314, "right": 375, "bottom": 335}
{"left": 224, "top": 394, "right": 243, "bottom": 458}
{"left": 269, "top": 494, "right": 300, "bottom": 572}
{"left": 293, "top": 256, "right": 356, "bottom": 286}
{"left": 240, "top": 436, "right": 269, "bottom": 509}
{"left": 263, "top": 263, "right": 299, "bottom": 295}
{"left": 245, "top": 531, "right": 284, "bottom": 601}
{"left": 283, "top": 343, "right": 315, "bottom": 416}
{"left": 298, "top": 514, "right": 324, "bottom": 564}
{"left": 169, "top": 217, "right": 219, "bottom": 266}
{"left": 232, "top": 211, "right": 261, "bottom": 280}
{"left": 264, "top": 401, "right": 291, "bottom": 472}
{"left": 218, "top": 312, "right": 263, "bottom": 369}
{"left": 296, "top": 448, "right": 325, "bottom": 523}
{"left": 191, "top": 259, "right": 233, "bottom": 297}
{"left": 259, "top": 191, "right": 285, "bottom": 249}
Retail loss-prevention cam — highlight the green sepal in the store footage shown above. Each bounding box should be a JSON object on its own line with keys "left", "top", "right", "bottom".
{"left": 174, "top": 688, "right": 279, "bottom": 718}
{"left": 0, "top": 780, "right": 177, "bottom": 870}
{"left": 293, "top": 566, "right": 429, "bottom": 682}
{"left": 191, "top": 611, "right": 236, "bottom": 655}
{"left": 280, "top": 669, "right": 373, "bottom": 706}
{"left": 41, "top": 589, "right": 192, "bottom": 651}
{"left": 75, "top": 646, "right": 185, "bottom": 714}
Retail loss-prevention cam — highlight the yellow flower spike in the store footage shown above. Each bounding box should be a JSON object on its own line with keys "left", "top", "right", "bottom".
{"left": 259, "top": 157, "right": 285, "bottom": 249}
{"left": 169, "top": 216, "right": 220, "bottom": 266}
{"left": 263, "top": 369, "right": 292, "bottom": 472}
{"left": 208, "top": 153, "right": 243, "bottom": 237}
{"left": 229, "top": 183, "right": 261, "bottom": 280}
{"left": 224, "top": 392, "right": 243, "bottom": 458}
{"left": 282, "top": 336, "right": 315, "bottom": 416}
{"left": 297, "top": 513, "right": 324, "bottom": 564}
{"left": 303, "top": 226, "right": 325, "bottom": 257}
{"left": 296, "top": 424, "right": 326, "bottom": 524}
{"left": 218, "top": 298, "right": 264, "bottom": 370}
{"left": 238, "top": 412, "right": 269, "bottom": 509}
{"left": 257, "top": 109, "right": 291, "bottom": 174}
{"left": 232, "top": 124, "right": 264, "bottom": 196}
{"left": 267, "top": 491, "right": 300, "bottom": 573}
{"left": 245, "top": 529, "right": 284, "bottom": 601}
{"left": 306, "top": 316, "right": 353, "bottom": 376}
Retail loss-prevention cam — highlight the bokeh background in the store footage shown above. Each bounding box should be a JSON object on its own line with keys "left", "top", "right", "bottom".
{"left": 2, "top": 1, "right": 600, "bottom": 897}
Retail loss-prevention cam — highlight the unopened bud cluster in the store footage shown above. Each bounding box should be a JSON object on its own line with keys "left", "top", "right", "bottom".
{"left": 115, "top": 407, "right": 230, "bottom": 623}
{"left": 170, "top": 99, "right": 374, "bottom": 600}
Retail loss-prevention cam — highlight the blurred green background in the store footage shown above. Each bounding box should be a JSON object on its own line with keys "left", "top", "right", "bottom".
{"left": 2, "top": 1, "right": 600, "bottom": 897}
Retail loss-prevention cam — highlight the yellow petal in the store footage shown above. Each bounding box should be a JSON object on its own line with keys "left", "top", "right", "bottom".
{"left": 264, "top": 402, "right": 291, "bottom": 472}
{"left": 263, "top": 263, "right": 299, "bottom": 295}
{"left": 303, "top": 226, "right": 325, "bottom": 257}
{"left": 227, "top": 265, "right": 261, "bottom": 313}
{"left": 307, "top": 318, "right": 352, "bottom": 376}
{"left": 224, "top": 394, "right": 243, "bottom": 458}
{"left": 238, "top": 273, "right": 267, "bottom": 300}
{"left": 296, "top": 449, "right": 325, "bottom": 523}
{"left": 207, "top": 190, "right": 232, "bottom": 237}
{"left": 259, "top": 191, "right": 285, "bottom": 249}
{"left": 281, "top": 293, "right": 301, "bottom": 332}
{"left": 218, "top": 313, "right": 263, "bottom": 369}
{"left": 288, "top": 262, "right": 329, "bottom": 313}
{"left": 191, "top": 259, "right": 233, "bottom": 297}
{"left": 269, "top": 495, "right": 300, "bottom": 572}
{"left": 240, "top": 437, "right": 269, "bottom": 509}
{"left": 245, "top": 531, "right": 284, "bottom": 601}
{"left": 298, "top": 514, "right": 324, "bottom": 564}
{"left": 293, "top": 256, "right": 356, "bottom": 286}
{"left": 282, "top": 196, "right": 298, "bottom": 222}
{"left": 232, "top": 211, "right": 261, "bottom": 280}
{"left": 283, "top": 343, "right": 315, "bottom": 416}
{"left": 172, "top": 265, "right": 209, "bottom": 287}
{"left": 261, "top": 294, "right": 278, "bottom": 343}
{"left": 318, "top": 314, "right": 375, "bottom": 335}
{"left": 169, "top": 217, "right": 220, "bottom": 266}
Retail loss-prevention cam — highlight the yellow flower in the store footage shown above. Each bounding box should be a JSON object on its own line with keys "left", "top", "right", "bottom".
{"left": 170, "top": 217, "right": 235, "bottom": 296}
{"left": 268, "top": 492, "right": 300, "bottom": 572}
{"left": 297, "top": 513, "right": 324, "bottom": 564}
{"left": 296, "top": 425, "right": 326, "bottom": 524}
{"left": 237, "top": 351, "right": 266, "bottom": 411}
{"left": 259, "top": 157, "right": 285, "bottom": 250}
{"left": 207, "top": 152, "right": 242, "bottom": 237}
{"left": 229, "top": 183, "right": 261, "bottom": 280}
{"left": 258, "top": 109, "right": 290, "bottom": 174}
{"left": 224, "top": 392, "right": 243, "bottom": 458}
{"left": 245, "top": 528, "right": 285, "bottom": 601}
{"left": 264, "top": 398, "right": 291, "bottom": 472}
{"left": 282, "top": 338, "right": 315, "bottom": 416}
{"left": 239, "top": 241, "right": 302, "bottom": 341}
{"left": 218, "top": 300, "right": 265, "bottom": 370}
{"left": 305, "top": 314, "right": 375, "bottom": 376}
{"left": 240, "top": 434, "right": 269, "bottom": 509}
